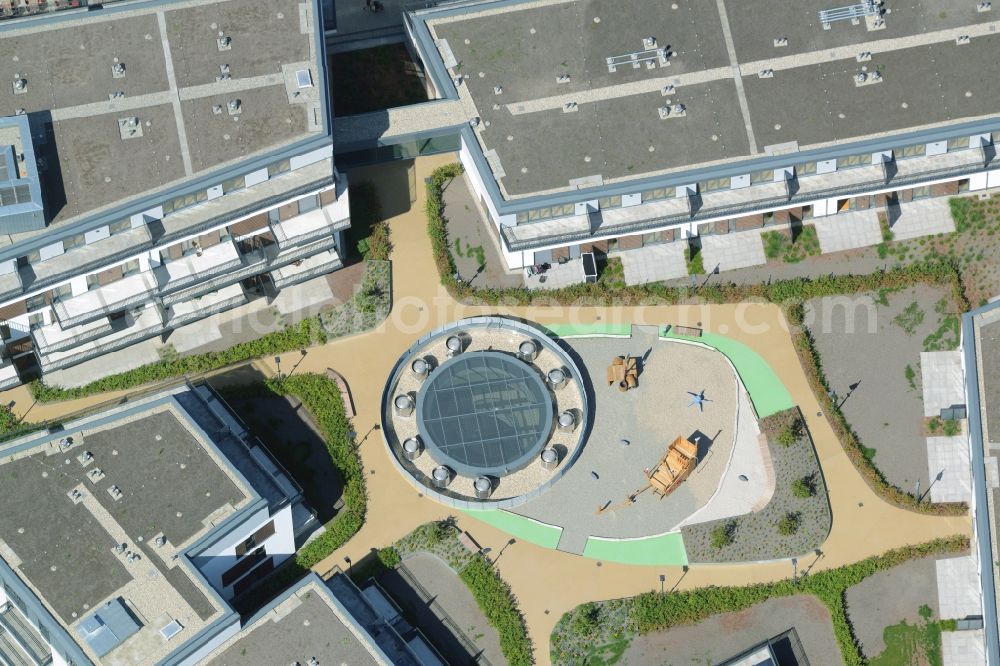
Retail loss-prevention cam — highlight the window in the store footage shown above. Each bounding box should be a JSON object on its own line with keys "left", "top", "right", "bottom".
{"left": 28, "top": 312, "right": 44, "bottom": 330}
{"left": 750, "top": 170, "right": 774, "bottom": 184}
{"left": 267, "top": 159, "right": 291, "bottom": 177}
{"left": 87, "top": 274, "right": 101, "bottom": 290}
{"left": 297, "top": 194, "right": 319, "bottom": 214}
{"left": 642, "top": 187, "right": 675, "bottom": 202}
{"left": 63, "top": 233, "right": 85, "bottom": 251}
{"left": 267, "top": 209, "right": 280, "bottom": 225}
{"left": 25, "top": 293, "right": 47, "bottom": 312}
{"left": 222, "top": 176, "right": 245, "bottom": 194}
{"left": 912, "top": 185, "right": 932, "bottom": 199}
{"left": 947, "top": 136, "right": 970, "bottom": 151}
{"left": 222, "top": 547, "right": 267, "bottom": 587}
{"left": 122, "top": 259, "right": 140, "bottom": 277}
{"left": 641, "top": 231, "right": 665, "bottom": 246}
{"left": 553, "top": 203, "right": 575, "bottom": 217}
{"left": 52, "top": 284, "right": 72, "bottom": 302}
{"left": 516, "top": 211, "right": 529, "bottom": 224}
{"left": 897, "top": 144, "right": 926, "bottom": 159}
{"left": 24, "top": 249, "right": 40, "bottom": 265}
{"left": 598, "top": 195, "right": 622, "bottom": 209}
{"left": 801, "top": 205, "right": 814, "bottom": 219}
{"left": 235, "top": 521, "right": 276, "bottom": 558}
{"left": 796, "top": 162, "right": 817, "bottom": 176}
{"left": 836, "top": 154, "right": 872, "bottom": 169}
{"left": 700, "top": 177, "right": 731, "bottom": 192}
{"left": 110, "top": 218, "right": 132, "bottom": 235}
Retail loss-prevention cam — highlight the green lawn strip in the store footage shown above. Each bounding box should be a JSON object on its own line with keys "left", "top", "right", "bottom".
{"left": 461, "top": 509, "right": 563, "bottom": 549}
{"left": 551, "top": 536, "right": 967, "bottom": 666}
{"left": 869, "top": 606, "right": 949, "bottom": 666}
{"left": 459, "top": 556, "right": 535, "bottom": 666}
{"left": 663, "top": 329, "right": 794, "bottom": 418}
{"left": 582, "top": 532, "right": 688, "bottom": 566}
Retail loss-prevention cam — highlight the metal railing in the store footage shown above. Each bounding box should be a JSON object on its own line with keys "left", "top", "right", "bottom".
{"left": 31, "top": 319, "right": 112, "bottom": 354}
{"left": 51, "top": 280, "right": 157, "bottom": 329}
{"left": 164, "top": 294, "right": 248, "bottom": 330}
{"left": 38, "top": 313, "right": 165, "bottom": 373}
{"left": 271, "top": 254, "right": 343, "bottom": 290}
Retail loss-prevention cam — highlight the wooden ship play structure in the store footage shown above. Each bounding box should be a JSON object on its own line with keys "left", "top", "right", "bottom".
{"left": 597, "top": 436, "right": 699, "bottom": 514}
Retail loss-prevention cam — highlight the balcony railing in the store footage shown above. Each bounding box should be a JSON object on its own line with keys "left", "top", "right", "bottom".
{"left": 164, "top": 293, "right": 248, "bottom": 330}
{"left": 271, "top": 251, "right": 343, "bottom": 290}
{"left": 502, "top": 156, "right": 995, "bottom": 251}
{"left": 37, "top": 308, "right": 164, "bottom": 373}
{"left": 32, "top": 317, "right": 113, "bottom": 354}
{"left": 156, "top": 241, "right": 244, "bottom": 296}
{"left": 51, "top": 273, "right": 158, "bottom": 328}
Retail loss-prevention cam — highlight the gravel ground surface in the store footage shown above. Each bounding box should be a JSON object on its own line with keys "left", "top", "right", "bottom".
{"left": 844, "top": 556, "right": 941, "bottom": 659}
{"left": 805, "top": 284, "right": 958, "bottom": 494}
{"left": 682, "top": 410, "right": 831, "bottom": 563}
{"left": 443, "top": 174, "right": 524, "bottom": 289}
{"left": 513, "top": 328, "right": 739, "bottom": 553}
{"left": 621, "top": 596, "right": 842, "bottom": 666}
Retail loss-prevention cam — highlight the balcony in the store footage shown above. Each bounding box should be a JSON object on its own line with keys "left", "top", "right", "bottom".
{"left": 21, "top": 223, "right": 153, "bottom": 292}
{"left": 271, "top": 249, "right": 343, "bottom": 289}
{"left": 37, "top": 306, "right": 164, "bottom": 373}
{"left": 163, "top": 283, "right": 248, "bottom": 330}
{"left": 0, "top": 268, "right": 23, "bottom": 303}
{"left": 52, "top": 271, "right": 158, "bottom": 328}
{"left": 160, "top": 249, "right": 268, "bottom": 307}
{"left": 0, "top": 359, "right": 19, "bottom": 391}
{"left": 271, "top": 204, "right": 349, "bottom": 248}
{"left": 32, "top": 316, "right": 114, "bottom": 354}
{"left": 155, "top": 240, "right": 244, "bottom": 295}
{"left": 0, "top": 603, "right": 52, "bottom": 666}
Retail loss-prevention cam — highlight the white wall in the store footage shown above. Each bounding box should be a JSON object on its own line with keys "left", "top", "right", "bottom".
{"left": 195, "top": 504, "right": 296, "bottom": 601}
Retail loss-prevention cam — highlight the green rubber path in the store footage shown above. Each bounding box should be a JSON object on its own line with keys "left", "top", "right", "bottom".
{"left": 461, "top": 509, "right": 563, "bottom": 549}
{"left": 583, "top": 532, "right": 689, "bottom": 566}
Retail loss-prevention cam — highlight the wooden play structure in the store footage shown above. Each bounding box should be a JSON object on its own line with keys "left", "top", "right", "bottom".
{"left": 606, "top": 355, "right": 639, "bottom": 392}
{"left": 648, "top": 436, "right": 699, "bottom": 498}
{"left": 596, "top": 436, "right": 699, "bottom": 514}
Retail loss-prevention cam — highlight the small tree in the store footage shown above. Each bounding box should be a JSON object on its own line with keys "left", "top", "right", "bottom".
{"left": 571, "top": 602, "right": 600, "bottom": 634}
{"left": 710, "top": 521, "right": 737, "bottom": 549}
{"left": 791, "top": 476, "right": 815, "bottom": 498}
{"left": 777, "top": 512, "right": 801, "bottom": 536}
{"left": 423, "top": 520, "right": 450, "bottom": 545}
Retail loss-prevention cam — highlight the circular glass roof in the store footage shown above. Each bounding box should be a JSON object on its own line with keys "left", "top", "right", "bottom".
{"left": 416, "top": 351, "right": 554, "bottom": 477}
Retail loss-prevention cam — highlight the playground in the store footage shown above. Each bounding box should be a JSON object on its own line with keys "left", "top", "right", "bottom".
{"left": 383, "top": 317, "right": 788, "bottom": 565}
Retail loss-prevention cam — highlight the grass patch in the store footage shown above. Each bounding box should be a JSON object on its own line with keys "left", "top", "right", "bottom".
{"left": 923, "top": 314, "right": 960, "bottom": 351}
{"left": 583, "top": 639, "right": 631, "bottom": 666}
{"left": 598, "top": 257, "right": 626, "bottom": 289}
{"left": 762, "top": 226, "right": 820, "bottom": 263}
{"left": 904, "top": 364, "right": 917, "bottom": 391}
{"left": 892, "top": 301, "right": 925, "bottom": 335}
{"left": 685, "top": 246, "right": 704, "bottom": 275}
{"left": 879, "top": 213, "right": 895, "bottom": 242}
{"left": 869, "top": 605, "right": 949, "bottom": 666}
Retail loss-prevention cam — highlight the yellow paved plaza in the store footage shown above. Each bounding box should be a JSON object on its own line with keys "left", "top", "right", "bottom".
{"left": 1, "top": 155, "right": 969, "bottom": 664}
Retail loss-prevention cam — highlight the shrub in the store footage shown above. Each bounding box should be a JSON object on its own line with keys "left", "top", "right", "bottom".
{"left": 377, "top": 546, "right": 401, "bottom": 569}
{"left": 460, "top": 555, "right": 534, "bottom": 666}
{"left": 710, "top": 521, "right": 736, "bottom": 549}
{"left": 791, "top": 476, "right": 815, "bottom": 498}
{"left": 777, "top": 512, "right": 801, "bottom": 536}
{"left": 571, "top": 602, "right": 601, "bottom": 634}
{"left": 423, "top": 520, "right": 450, "bottom": 545}
{"left": 943, "top": 418, "right": 960, "bottom": 437}
{"left": 776, "top": 421, "right": 800, "bottom": 447}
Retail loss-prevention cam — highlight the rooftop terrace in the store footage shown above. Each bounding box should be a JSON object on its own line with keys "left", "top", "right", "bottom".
{"left": 0, "top": 0, "right": 325, "bottom": 234}
{"left": 0, "top": 393, "right": 258, "bottom": 664}
{"left": 425, "top": 0, "right": 1000, "bottom": 198}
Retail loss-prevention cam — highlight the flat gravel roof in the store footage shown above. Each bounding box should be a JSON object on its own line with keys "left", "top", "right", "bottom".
{"left": 427, "top": 0, "right": 1000, "bottom": 197}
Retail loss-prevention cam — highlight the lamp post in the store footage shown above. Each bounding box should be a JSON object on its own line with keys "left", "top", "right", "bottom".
{"left": 791, "top": 557, "right": 799, "bottom": 583}
{"left": 493, "top": 538, "right": 516, "bottom": 565}
{"left": 274, "top": 355, "right": 283, "bottom": 382}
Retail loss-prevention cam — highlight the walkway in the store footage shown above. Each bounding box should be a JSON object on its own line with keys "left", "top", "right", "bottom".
{"left": 699, "top": 229, "right": 767, "bottom": 272}
{"left": 889, "top": 198, "right": 957, "bottom": 241}
{"left": 0, "top": 154, "right": 970, "bottom": 665}
{"left": 813, "top": 209, "right": 883, "bottom": 253}
{"left": 617, "top": 243, "right": 688, "bottom": 285}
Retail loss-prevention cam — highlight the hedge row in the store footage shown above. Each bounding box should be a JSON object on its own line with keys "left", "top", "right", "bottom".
{"left": 459, "top": 554, "right": 534, "bottom": 666}
{"left": 626, "top": 535, "right": 968, "bottom": 666}
{"left": 29, "top": 317, "right": 328, "bottom": 403}
{"left": 787, "top": 304, "right": 967, "bottom": 516}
